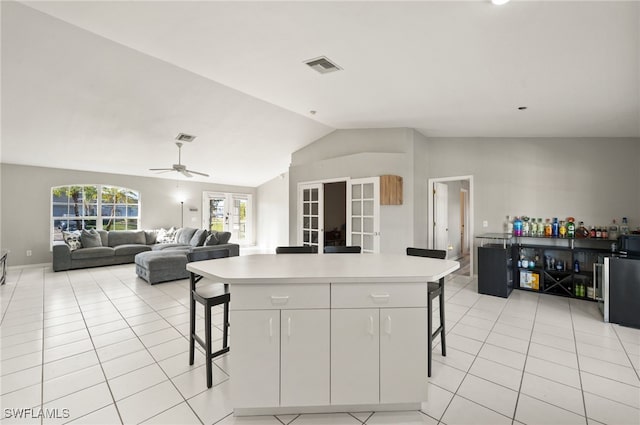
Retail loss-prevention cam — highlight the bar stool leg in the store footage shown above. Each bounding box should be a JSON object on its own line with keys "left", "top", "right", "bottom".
{"left": 439, "top": 278, "right": 446, "bottom": 357}
{"left": 223, "top": 295, "right": 229, "bottom": 349}
{"left": 205, "top": 303, "right": 213, "bottom": 388}
{"left": 189, "top": 294, "right": 196, "bottom": 366}
{"left": 428, "top": 293, "right": 433, "bottom": 378}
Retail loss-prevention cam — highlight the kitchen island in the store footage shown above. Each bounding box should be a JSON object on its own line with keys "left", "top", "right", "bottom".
{"left": 187, "top": 253, "right": 460, "bottom": 416}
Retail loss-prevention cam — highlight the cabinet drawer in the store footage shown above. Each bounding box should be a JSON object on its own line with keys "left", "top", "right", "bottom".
{"left": 331, "top": 282, "right": 428, "bottom": 308}
{"left": 231, "top": 283, "right": 330, "bottom": 310}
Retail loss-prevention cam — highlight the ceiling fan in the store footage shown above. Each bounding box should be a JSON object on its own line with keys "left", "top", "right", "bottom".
{"left": 149, "top": 142, "right": 209, "bottom": 178}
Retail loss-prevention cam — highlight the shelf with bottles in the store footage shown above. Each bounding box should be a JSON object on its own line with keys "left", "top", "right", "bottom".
{"left": 506, "top": 216, "right": 632, "bottom": 249}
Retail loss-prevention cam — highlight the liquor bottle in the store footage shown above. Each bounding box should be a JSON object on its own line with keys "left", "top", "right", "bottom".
{"left": 566, "top": 217, "right": 576, "bottom": 238}
{"left": 522, "top": 217, "right": 530, "bottom": 237}
{"left": 513, "top": 216, "right": 523, "bottom": 237}
{"left": 538, "top": 218, "right": 544, "bottom": 237}
{"left": 577, "top": 221, "right": 588, "bottom": 238}
{"left": 559, "top": 220, "right": 567, "bottom": 238}
{"left": 589, "top": 226, "right": 596, "bottom": 238}
{"left": 530, "top": 219, "right": 537, "bottom": 237}
{"left": 504, "top": 215, "right": 513, "bottom": 235}
{"left": 602, "top": 226, "right": 608, "bottom": 239}
{"left": 596, "top": 226, "right": 602, "bottom": 239}
{"left": 544, "top": 219, "right": 552, "bottom": 237}
{"left": 620, "top": 217, "right": 630, "bottom": 235}
{"left": 574, "top": 259, "right": 580, "bottom": 273}
{"left": 609, "top": 219, "right": 619, "bottom": 240}
{"left": 552, "top": 218, "right": 559, "bottom": 237}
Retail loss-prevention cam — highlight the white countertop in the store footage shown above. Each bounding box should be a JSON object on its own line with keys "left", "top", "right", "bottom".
{"left": 187, "top": 253, "right": 460, "bottom": 284}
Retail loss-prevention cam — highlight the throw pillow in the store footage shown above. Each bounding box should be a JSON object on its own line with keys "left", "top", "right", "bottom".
{"left": 204, "top": 231, "right": 219, "bottom": 246}
{"left": 81, "top": 229, "right": 102, "bottom": 248}
{"left": 217, "top": 231, "right": 232, "bottom": 244}
{"left": 63, "top": 230, "right": 82, "bottom": 251}
{"left": 190, "top": 229, "right": 208, "bottom": 247}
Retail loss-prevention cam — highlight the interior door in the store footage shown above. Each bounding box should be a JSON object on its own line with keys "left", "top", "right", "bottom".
{"left": 433, "top": 182, "right": 449, "bottom": 254}
{"left": 298, "top": 183, "right": 324, "bottom": 252}
{"left": 348, "top": 177, "right": 380, "bottom": 253}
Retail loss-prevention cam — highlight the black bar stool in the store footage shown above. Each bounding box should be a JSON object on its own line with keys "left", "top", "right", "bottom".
{"left": 323, "top": 246, "right": 361, "bottom": 253}
{"left": 187, "top": 249, "right": 230, "bottom": 388}
{"left": 406, "top": 247, "right": 447, "bottom": 377}
{"left": 275, "top": 246, "right": 318, "bottom": 254}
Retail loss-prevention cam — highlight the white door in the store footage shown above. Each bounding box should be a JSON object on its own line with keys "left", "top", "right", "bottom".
{"left": 348, "top": 177, "right": 380, "bottom": 253}
{"left": 203, "top": 192, "right": 252, "bottom": 245}
{"left": 379, "top": 308, "right": 428, "bottom": 403}
{"left": 230, "top": 310, "right": 280, "bottom": 408}
{"left": 433, "top": 182, "right": 449, "bottom": 253}
{"left": 298, "top": 183, "right": 324, "bottom": 252}
{"left": 280, "top": 309, "right": 330, "bottom": 406}
{"left": 331, "top": 308, "right": 379, "bottom": 405}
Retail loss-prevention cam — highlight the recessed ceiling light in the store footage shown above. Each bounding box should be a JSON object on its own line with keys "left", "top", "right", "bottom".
{"left": 518, "top": 106, "right": 528, "bottom": 110}
{"left": 491, "top": 0, "right": 511, "bottom": 5}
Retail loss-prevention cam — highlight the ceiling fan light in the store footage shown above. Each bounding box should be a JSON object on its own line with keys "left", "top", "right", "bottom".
{"left": 491, "top": 0, "right": 511, "bottom": 5}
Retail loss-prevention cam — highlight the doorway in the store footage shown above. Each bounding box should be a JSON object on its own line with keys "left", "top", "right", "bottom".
{"left": 428, "top": 176, "right": 474, "bottom": 279}
{"left": 323, "top": 182, "right": 346, "bottom": 247}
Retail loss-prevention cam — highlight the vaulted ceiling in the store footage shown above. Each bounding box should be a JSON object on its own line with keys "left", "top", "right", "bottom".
{"left": 2, "top": 1, "right": 639, "bottom": 186}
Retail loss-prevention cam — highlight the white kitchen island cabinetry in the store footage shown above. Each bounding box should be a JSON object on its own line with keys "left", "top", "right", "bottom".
{"left": 187, "top": 254, "right": 459, "bottom": 416}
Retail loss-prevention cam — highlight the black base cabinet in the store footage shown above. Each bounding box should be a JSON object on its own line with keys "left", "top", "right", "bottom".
{"left": 478, "top": 245, "right": 513, "bottom": 298}
{"left": 609, "top": 257, "right": 640, "bottom": 328}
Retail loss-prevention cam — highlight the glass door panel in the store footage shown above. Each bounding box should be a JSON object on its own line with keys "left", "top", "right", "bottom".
{"left": 348, "top": 178, "right": 380, "bottom": 253}
{"left": 299, "top": 184, "right": 323, "bottom": 252}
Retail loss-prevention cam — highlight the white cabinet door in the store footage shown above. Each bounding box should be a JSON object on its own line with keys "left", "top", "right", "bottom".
{"left": 331, "top": 308, "right": 379, "bottom": 405}
{"left": 379, "top": 308, "right": 428, "bottom": 403}
{"left": 281, "top": 309, "right": 330, "bottom": 406}
{"left": 230, "top": 310, "right": 280, "bottom": 408}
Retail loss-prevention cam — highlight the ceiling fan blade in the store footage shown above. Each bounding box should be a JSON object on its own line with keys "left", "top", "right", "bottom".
{"left": 149, "top": 168, "right": 174, "bottom": 171}
{"left": 180, "top": 170, "right": 193, "bottom": 178}
{"left": 185, "top": 169, "right": 210, "bottom": 177}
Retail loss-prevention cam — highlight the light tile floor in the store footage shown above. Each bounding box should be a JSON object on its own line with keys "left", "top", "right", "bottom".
{"left": 1, "top": 264, "right": 639, "bottom": 425}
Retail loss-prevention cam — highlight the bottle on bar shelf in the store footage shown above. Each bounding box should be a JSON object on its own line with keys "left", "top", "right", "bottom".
{"left": 566, "top": 217, "right": 576, "bottom": 238}
{"left": 559, "top": 220, "right": 567, "bottom": 238}
{"left": 513, "top": 216, "right": 523, "bottom": 237}
{"left": 620, "top": 217, "right": 630, "bottom": 235}
{"left": 596, "top": 226, "right": 602, "bottom": 239}
{"left": 589, "top": 226, "right": 596, "bottom": 238}
{"left": 609, "top": 219, "right": 619, "bottom": 240}
{"left": 523, "top": 217, "right": 530, "bottom": 237}
{"left": 577, "top": 221, "right": 589, "bottom": 238}
{"left": 544, "top": 219, "right": 552, "bottom": 237}
{"left": 504, "top": 215, "right": 513, "bottom": 235}
{"left": 552, "top": 218, "right": 559, "bottom": 237}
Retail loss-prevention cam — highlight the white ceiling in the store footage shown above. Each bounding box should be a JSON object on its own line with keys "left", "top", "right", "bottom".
{"left": 2, "top": 1, "right": 639, "bottom": 186}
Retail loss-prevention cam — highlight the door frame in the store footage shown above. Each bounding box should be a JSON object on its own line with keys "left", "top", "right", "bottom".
{"left": 297, "top": 177, "right": 350, "bottom": 252}
{"left": 428, "top": 175, "right": 474, "bottom": 278}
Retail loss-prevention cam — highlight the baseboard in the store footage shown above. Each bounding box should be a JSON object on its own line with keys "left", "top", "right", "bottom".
{"left": 7, "top": 262, "right": 52, "bottom": 271}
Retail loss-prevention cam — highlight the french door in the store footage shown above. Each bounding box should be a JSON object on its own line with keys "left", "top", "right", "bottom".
{"left": 298, "top": 178, "right": 380, "bottom": 254}
{"left": 203, "top": 192, "right": 252, "bottom": 245}
{"left": 297, "top": 183, "right": 324, "bottom": 252}
{"left": 348, "top": 177, "right": 380, "bottom": 253}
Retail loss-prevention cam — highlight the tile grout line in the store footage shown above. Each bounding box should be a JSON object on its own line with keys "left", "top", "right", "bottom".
{"left": 64, "top": 269, "right": 126, "bottom": 424}
{"left": 509, "top": 291, "right": 541, "bottom": 425}
{"left": 0, "top": 268, "right": 22, "bottom": 326}
{"left": 567, "top": 299, "right": 590, "bottom": 425}
{"left": 611, "top": 326, "right": 640, "bottom": 383}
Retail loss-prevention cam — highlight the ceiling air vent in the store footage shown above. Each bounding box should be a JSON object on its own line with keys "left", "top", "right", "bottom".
{"left": 175, "top": 133, "right": 196, "bottom": 143}
{"left": 304, "top": 56, "right": 342, "bottom": 74}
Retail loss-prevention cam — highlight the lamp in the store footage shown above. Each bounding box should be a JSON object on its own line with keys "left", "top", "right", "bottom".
{"left": 491, "top": 0, "right": 510, "bottom": 5}
{"left": 175, "top": 192, "right": 186, "bottom": 228}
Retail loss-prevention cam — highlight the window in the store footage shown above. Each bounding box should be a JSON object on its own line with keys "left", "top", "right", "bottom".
{"left": 202, "top": 192, "right": 252, "bottom": 245}
{"left": 51, "top": 185, "right": 140, "bottom": 242}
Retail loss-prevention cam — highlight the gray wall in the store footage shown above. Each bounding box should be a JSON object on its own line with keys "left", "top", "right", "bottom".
{"left": 426, "top": 138, "right": 640, "bottom": 244}
{"left": 287, "top": 131, "right": 640, "bottom": 264}
{"left": 1, "top": 163, "right": 256, "bottom": 267}
{"left": 289, "top": 128, "right": 418, "bottom": 254}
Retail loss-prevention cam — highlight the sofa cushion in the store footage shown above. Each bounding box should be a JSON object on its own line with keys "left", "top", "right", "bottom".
{"left": 190, "top": 229, "right": 208, "bottom": 247}
{"left": 81, "top": 229, "right": 102, "bottom": 248}
{"left": 156, "top": 227, "right": 177, "bottom": 243}
{"left": 108, "top": 230, "right": 146, "bottom": 247}
{"left": 204, "top": 231, "right": 219, "bottom": 246}
{"left": 152, "top": 243, "right": 191, "bottom": 251}
{"left": 175, "top": 228, "right": 197, "bottom": 245}
{"left": 71, "top": 246, "right": 115, "bottom": 260}
{"left": 63, "top": 231, "right": 82, "bottom": 251}
{"left": 217, "top": 231, "right": 232, "bottom": 244}
{"left": 144, "top": 230, "right": 157, "bottom": 245}
{"left": 114, "top": 244, "right": 152, "bottom": 256}
{"left": 97, "top": 230, "right": 109, "bottom": 247}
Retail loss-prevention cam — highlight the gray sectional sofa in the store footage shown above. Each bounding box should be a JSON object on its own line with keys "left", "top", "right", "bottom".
{"left": 52, "top": 228, "right": 239, "bottom": 280}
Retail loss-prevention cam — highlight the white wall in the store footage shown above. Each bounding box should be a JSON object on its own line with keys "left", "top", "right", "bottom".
{"left": 256, "top": 173, "right": 289, "bottom": 252}
{"left": 0, "top": 164, "right": 256, "bottom": 266}
{"left": 289, "top": 128, "right": 417, "bottom": 254}
{"left": 425, "top": 138, "right": 640, "bottom": 244}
